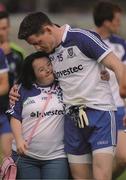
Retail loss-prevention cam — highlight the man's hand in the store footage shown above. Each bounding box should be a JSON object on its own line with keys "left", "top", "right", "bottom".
{"left": 9, "top": 84, "right": 20, "bottom": 105}
{"left": 100, "top": 70, "right": 110, "bottom": 81}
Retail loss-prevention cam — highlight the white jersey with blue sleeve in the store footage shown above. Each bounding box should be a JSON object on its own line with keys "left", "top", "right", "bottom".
{"left": 8, "top": 82, "right": 66, "bottom": 160}
{"left": 0, "top": 48, "right": 8, "bottom": 73}
{"left": 103, "top": 35, "right": 126, "bottom": 107}
{"left": 50, "top": 25, "right": 116, "bottom": 111}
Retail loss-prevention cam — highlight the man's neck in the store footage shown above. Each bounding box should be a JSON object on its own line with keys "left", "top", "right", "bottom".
{"left": 54, "top": 24, "right": 66, "bottom": 47}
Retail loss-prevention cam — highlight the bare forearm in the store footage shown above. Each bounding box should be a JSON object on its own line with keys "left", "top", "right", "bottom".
{"left": 0, "top": 72, "right": 9, "bottom": 95}
{"left": 119, "top": 65, "right": 126, "bottom": 98}
{"left": 0, "top": 83, "right": 9, "bottom": 95}
{"left": 10, "top": 117, "right": 22, "bottom": 143}
{"left": 102, "top": 52, "right": 126, "bottom": 97}
{"left": 10, "top": 117, "right": 28, "bottom": 154}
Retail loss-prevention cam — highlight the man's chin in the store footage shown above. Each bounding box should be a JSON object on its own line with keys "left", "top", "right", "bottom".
{"left": 41, "top": 49, "right": 51, "bottom": 54}
{"left": 49, "top": 48, "right": 55, "bottom": 54}
{"left": 40, "top": 48, "right": 55, "bottom": 54}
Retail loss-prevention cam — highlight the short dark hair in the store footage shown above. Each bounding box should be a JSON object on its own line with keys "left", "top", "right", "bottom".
{"left": 93, "top": 1, "right": 122, "bottom": 27}
{"left": 0, "top": 11, "right": 9, "bottom": 20}
{"left": 17, "top": 51, "right": 50, "bottom": 89}
{"left": 18, "top": 12, "right": 53, "bottom": 40}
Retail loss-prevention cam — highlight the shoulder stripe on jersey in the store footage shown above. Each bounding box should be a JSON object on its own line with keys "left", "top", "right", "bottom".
{"left": 69, "top": 28, "right": 108, "bottom": 51}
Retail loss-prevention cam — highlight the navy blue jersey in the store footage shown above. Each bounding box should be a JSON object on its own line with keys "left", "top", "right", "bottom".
{"left": 7, "top": 47, "right": 23, "bottom": 87}
{"left": 0, "top": 45, "right": 24, "bottom": 113}
{"left": 0, "top": 48, "right": 8, "bottom": 72}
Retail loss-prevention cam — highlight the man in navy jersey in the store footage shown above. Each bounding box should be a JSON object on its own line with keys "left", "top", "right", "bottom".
{"left": 93, "top": 1, "right": 126, "bottom": 178}
{"left": 10, "top": 12, "right": 126, "bottom": 179}
{"left": 0, "top": 49, "right": 9, "bottom": 96}
{"left": 0, "top": 48, "right": 10, "bottom": 155}
{"left": 0, "top": 11, "right": 24, "bottom": 157}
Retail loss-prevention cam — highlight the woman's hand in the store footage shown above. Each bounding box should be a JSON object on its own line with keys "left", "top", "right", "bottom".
{"left": 16, "top": 138, "right": 28, "bottom": 155}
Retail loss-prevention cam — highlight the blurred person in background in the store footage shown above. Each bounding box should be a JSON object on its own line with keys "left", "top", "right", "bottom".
{"left": 0, "top": 3, "right": 6, "bottom": 12}
{"left": 0, "top": 48, "right": 10, "bottom": 157}
{"left": 9, "top": 12, "right": 126, "bottom": 180}
{"left": 93, "top": 1, "right": 126, "bottom": 179}
{"left": 0, "top": 11, "right": 24, "bottom": 157}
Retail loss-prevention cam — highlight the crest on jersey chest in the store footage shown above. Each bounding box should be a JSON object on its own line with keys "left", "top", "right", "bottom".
{"left": 67, "top": 47, "right": 76, "bottom": 58}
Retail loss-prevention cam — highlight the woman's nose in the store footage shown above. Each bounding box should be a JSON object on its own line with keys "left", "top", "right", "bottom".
{"left": 45, "top": 68, "right": 50, "bottom": 73}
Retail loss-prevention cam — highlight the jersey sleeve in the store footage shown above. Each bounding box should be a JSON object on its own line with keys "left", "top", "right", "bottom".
{"left": 0, "top": 48, "right": 9, "bottom": 73}
{"left": 72, "top": 29, "right": 112, "bottom": 62}
{"left": 11, "top": 48, "right": 24, "bottom": 80}
{"left": 7, "top": 85, "right": 23, "bottom": 121}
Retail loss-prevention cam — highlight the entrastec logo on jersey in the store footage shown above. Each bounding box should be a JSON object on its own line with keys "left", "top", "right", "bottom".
{"left": 30, "top": 109, "right": 65, "bottom": 118}
{"left": 54, "top": 64, "right": 83, "bottom": 78}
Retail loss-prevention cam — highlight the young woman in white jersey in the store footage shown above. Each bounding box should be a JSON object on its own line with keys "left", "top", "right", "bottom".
{"left": 7, "top": 51, "right": 69, "bottom": 179}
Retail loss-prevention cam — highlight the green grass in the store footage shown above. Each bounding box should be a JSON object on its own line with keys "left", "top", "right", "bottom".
{"left": 117, "top": 171, "right": 126, "bottom": 180}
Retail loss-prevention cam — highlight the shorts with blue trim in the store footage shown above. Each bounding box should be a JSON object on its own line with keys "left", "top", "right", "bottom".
{"left": 64, "top": 108, "right": 117, "bottom": 155}
{"left": 115, "top": 106, "right": 126, "bottom": 130}
{"left": 0, "top": 113, "right": 11, "bottom": 134}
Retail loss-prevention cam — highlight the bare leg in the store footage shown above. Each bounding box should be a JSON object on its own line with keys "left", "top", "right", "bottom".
{"left": 113, "top": 130, "right": 126, "bottom": 179}
{"left": 69, "top": 163, "right": 93, "bottom": 180}
{"left": 93, "top": 153, "right": 113, "bottom": 180}
{"left": 68, "top": 154, "right": 93, "bottom": 179}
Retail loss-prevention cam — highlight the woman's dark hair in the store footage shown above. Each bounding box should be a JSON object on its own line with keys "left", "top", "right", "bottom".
{"left": 17, "top": 51, "right": 50, "bottom": 89}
